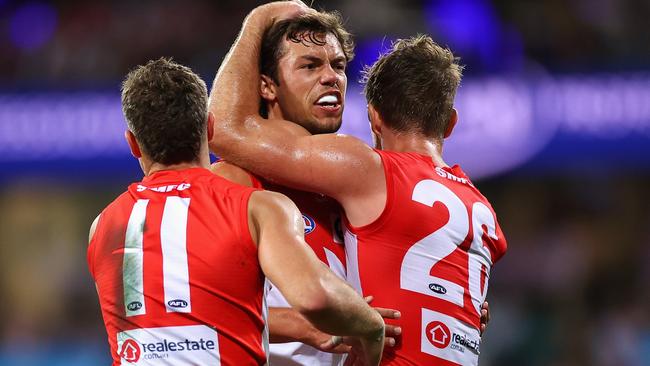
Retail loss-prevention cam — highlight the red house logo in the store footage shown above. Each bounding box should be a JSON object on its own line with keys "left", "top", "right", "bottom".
{"left": 119, "top": 339, "right": 141, "bottom": 363}
{"left": 426, "top": 321, "right": 451, "bottom": 349}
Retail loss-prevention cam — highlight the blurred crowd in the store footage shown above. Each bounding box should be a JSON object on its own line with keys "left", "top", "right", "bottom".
{"left": 0, "top": 0, "right": 649, "bottom": 365}
{"left": 482, "top": 175, "right": 650, "bottom": 365}
{"left": 1, "top": 0, "right": 650, "bottom": 87}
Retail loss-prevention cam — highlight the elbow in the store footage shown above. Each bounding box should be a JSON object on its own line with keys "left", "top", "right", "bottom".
{"left": 208, "top": 114, "right": 258, "bottom": 154}
{"left": 208, "top": 118, "right": 239, "bottom": 154}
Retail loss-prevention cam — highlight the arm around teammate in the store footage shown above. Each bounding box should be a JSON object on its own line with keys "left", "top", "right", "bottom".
{"left": 248, "top": 190, "right": 385, "bottom": 365}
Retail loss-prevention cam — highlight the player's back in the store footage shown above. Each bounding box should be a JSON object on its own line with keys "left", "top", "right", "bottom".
{"left": 88, "top": 167, "right": 266, "bottom": 366}
{"left": 344, "top": 151, "right": 507, "bottom": 366}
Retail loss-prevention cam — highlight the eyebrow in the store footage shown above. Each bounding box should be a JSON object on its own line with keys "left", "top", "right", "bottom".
{"left": 298, "top": 55, "right": 324, "bottom": 63}
{"left": 298, "top": 55, "right": 347, "bottom": 64}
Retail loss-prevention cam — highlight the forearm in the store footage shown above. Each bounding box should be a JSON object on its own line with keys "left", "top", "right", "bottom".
{"left": 268, "top": 307, "right": 321, "bottom": 344}
{"left": 208, "top": 6, "right": 271, "bottom": 152}
{"left": 209, "top": 14, "right": 263, "bottom": 116}
{"left": 303, "top": 268, "right": 384, "bottom": 340}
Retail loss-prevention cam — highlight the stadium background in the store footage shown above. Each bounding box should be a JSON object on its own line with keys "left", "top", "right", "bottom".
{"left": 1, "top": 0, "right": 649, "bottom": 365}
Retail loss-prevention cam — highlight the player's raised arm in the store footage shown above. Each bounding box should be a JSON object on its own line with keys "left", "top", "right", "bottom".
{"left": 248, "top": 190, "right": 384, "bottom": 365}
{"left": 208, "top": 3, "right": 384, "bottom": 208}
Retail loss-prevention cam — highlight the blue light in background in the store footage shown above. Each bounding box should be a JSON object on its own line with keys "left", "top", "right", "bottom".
{"left": 424, "top": 0, "right": 523, "bottom": 72}
{"left": 9, "top": 2, "right": 58, "bottom": 51}
{"left": 348, "top": 37, "right": 396, "bottom": 80}
{"left": 2, "top": 75, "right": 650, "bottom": 179}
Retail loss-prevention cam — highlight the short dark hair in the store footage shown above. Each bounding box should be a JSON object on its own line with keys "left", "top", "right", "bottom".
{"left": 363, "top": 35, "right": 463, "bottom": 138}
{"left": 259, "top": 11, "right": 354, "bottom": 117}
{"left": 121, "top": 57, "right": 208, "bottom": 165}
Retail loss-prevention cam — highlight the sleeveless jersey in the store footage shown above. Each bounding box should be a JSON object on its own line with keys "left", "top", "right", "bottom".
{"left": 249, "top": 175, "right": 347, "bottom": 366}
{"left": 88, "top": 168, "right": 267, "bottom": 366}
{"left": 344, "top": 151, "right": 508, "bottom": 366}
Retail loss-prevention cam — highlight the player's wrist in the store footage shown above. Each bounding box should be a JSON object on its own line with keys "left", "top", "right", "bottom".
{"left": 248, "top": 1, "right": 309, "bottom": 28}
{"left": 296, "top": 319, "right": 322, "bottom": 346}
{"left": 362, "top": 316, "right": 385, "bottom": 344}
{"left": 242, "top": 8, "right": 270, "bottom": 35}
{"left": 359, "top": 326, "right": 385, "bottom": 366}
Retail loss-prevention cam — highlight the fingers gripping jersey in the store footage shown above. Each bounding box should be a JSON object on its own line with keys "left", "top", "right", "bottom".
{"left": 88, "top": 168, "right": 267, "bottom": 365}
{"left": 249, "top": 175, "right": 347, "bottom": 366}
{"left": 345, "top": 151, "right": 508, "bottom": 366}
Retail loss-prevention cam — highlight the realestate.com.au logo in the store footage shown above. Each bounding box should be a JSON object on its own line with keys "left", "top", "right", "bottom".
{"left": 425, "top": 320, "right": 480, "bottom": 355}
{"left": 118, "top": 337, "right": 216, "bottom": 362}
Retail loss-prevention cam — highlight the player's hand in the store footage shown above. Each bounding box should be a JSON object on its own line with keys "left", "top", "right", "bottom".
{"left": 480, "top": 301, "right": 490, "bottom": 335}
{"left": 338, "top": 329, "right": 384, "bottom": 366}
{"left": 320, "top": 296, "right": 400, "bottom": 352}
{"left": 310, "top": 331, "right": 352, "bottom": 354}
{"left": 365, "top": 296, "right": 401, "bottom": 347}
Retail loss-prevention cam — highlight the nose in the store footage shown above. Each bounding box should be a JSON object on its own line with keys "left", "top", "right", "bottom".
{"left": 319, "top": 64, "right": 341, "bottom": 88}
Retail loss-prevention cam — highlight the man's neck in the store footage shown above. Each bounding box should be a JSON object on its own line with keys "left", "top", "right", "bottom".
{"left": 382, "top": 133, "right": 448, "bottom": 167}
{"left": 146, "top": 161, "right": 205, "bottom": 176}
{"left": 143, "top": 143, "right": 212, "bottom": 176}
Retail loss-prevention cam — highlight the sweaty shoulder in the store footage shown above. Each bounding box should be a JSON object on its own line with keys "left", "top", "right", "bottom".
{"left": 247, "top": 190, "right": 302, "bottom": 247}
{"left": 249, "top": 190, "right": 299, "bottom": 223}
{"left": 210, "top": 161, "right": 255, "bottom": 187}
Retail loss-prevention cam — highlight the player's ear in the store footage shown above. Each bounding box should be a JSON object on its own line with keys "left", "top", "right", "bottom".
{"left": 124, "top": 130, "right": 142, "bottom": 158}
{"left": 260, "top": 74, "right": 277, "bottom": 102}
{"left": 443, "top": 108, "right": 458, "bottom": 138}
{"left": 368, "top": 104, "right": 383, "bottom": 137}
{"left": 368, "top": 104, "right": 384, "bottom": 149}
{"left": 206, "top": 112, "right": 215, "bottom": 142}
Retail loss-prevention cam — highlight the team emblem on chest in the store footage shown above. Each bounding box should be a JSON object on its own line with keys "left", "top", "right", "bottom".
{"left": 302, "top": 214, "right": 316, "bottom": 234}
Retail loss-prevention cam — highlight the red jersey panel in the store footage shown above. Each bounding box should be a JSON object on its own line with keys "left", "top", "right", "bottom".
{"left": 88, "top": 168, "right": 266, "bottom": 366}
{"left": 345, "top": 151, "right": 507, "bottom": 366}
{"left": 249, "top": 175, "right": 347, "bottom": 366}
{"left": 249, "top": 175, "right": 346, "bottom": 278}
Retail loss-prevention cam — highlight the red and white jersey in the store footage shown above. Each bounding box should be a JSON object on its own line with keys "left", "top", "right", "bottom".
{"left": 249, "top": 175, "right": 347, "bottom": 366}
{"left": 345, "top": 151, "right": 508, "bottom": 366}
{"left": 88, "top": 168, "right": 267, "bottom": 366}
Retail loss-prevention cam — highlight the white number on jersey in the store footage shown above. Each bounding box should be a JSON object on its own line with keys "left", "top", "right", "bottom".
{"left": 400, "top": 179, "right": 497, "bottom": 316}
{"left": 123, "top": 197, "right": 192, "bottom": 316}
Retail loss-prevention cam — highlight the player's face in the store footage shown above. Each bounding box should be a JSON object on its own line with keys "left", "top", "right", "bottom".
{"left": 273, "top": 33, "right": 347, "bottom": 135}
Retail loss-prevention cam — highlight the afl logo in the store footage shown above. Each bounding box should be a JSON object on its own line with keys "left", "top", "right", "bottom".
{"left": 428, "top": 283, "right": 447, "bottom": 295}
{"left": 168, "top": 299, "right": 188, "bottom": 308}
{"left": 127, "top": 301, "right": 142, "bottom": 311}
{"left": 302, "top": 214, "right": 316, "bottom": 234}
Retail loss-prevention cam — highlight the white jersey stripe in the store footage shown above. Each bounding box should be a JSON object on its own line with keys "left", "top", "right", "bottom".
{"left": 262, "top": 278, "right": 270, "bottom": 365}
{"left": 343, "top": 230, "right": 363, "bottom": 295}
{"left": 324, "top": 247, "right": 346, "bottom": 280}
{"left": 123, "top": 199, "right": 149, "bottom": 317}
{"left": 161, "top": 197, "right": 192, "bottom": 313}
